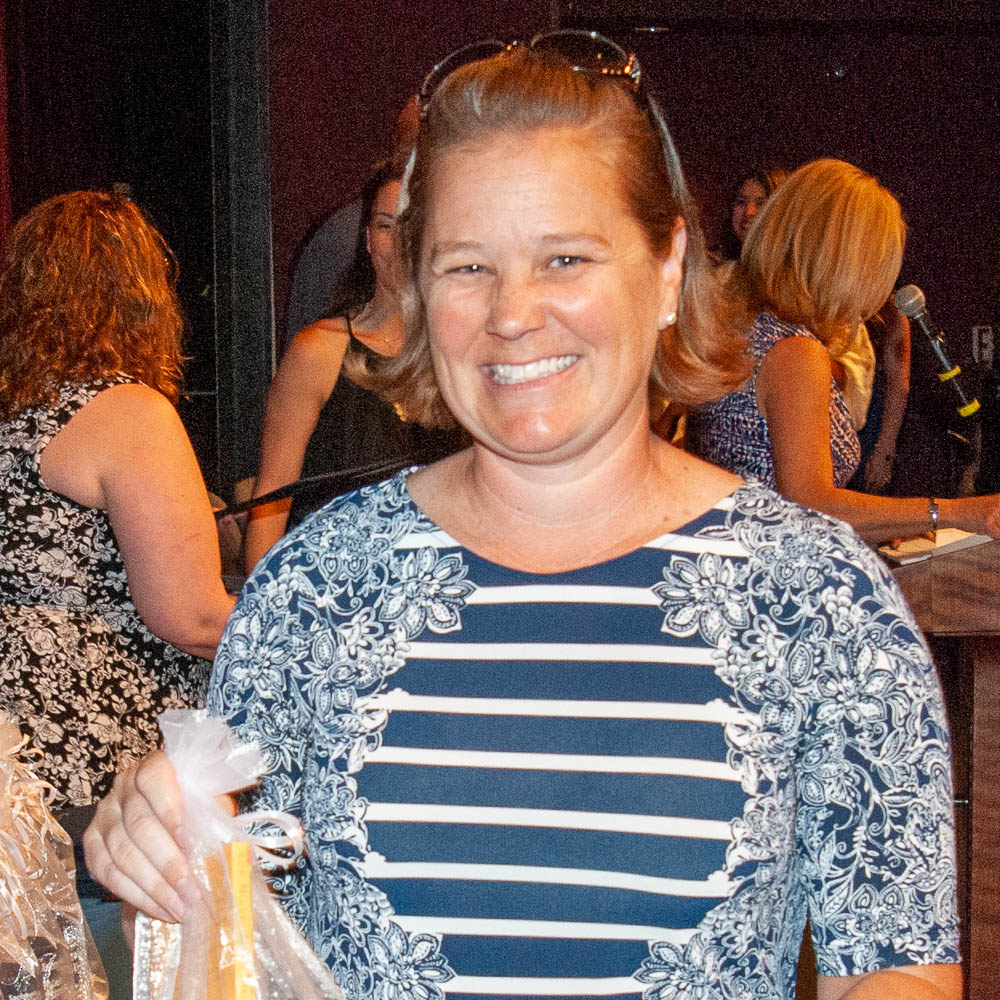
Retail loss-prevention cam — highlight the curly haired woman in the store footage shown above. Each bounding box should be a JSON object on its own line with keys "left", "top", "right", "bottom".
{"left": 0, "top": 190, "right": 235, "bottom": 995}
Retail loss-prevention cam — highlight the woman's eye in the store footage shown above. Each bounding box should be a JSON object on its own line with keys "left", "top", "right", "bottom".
{"left": 451, "top": 263, "right": 486, "bottom": 275}
{"left": 549, "top": 255, "right": 585, "bottom": 269}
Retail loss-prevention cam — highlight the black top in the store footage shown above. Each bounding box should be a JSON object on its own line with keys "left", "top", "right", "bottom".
{"left": 288, "top": 317, "right": 465, "bottom": 525}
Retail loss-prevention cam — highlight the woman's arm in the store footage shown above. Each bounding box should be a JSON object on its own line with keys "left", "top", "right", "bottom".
{"left": 818, "top": 963, "right": 961, "bottom": 999}
{"left": 40, "top": 383, "right": 235, "bottom": 659}
{"left": 757, "top": 335, "right": 999, "bottom": 543}
{"left": 85, "top": 544, "right": 316, "bottom": 924}
{"left": 862, "top": 310, "right": 911, "bottom": 492}
{"left": 243, "top": 321, "right": 349, "bottom": 573}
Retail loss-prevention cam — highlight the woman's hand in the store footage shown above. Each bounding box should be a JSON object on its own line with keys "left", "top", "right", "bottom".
{"left": 862, "top": 445, "right": 894, "bottom": 491}
{"left": 83, "top": 751, "right": 198, "bottom": 924}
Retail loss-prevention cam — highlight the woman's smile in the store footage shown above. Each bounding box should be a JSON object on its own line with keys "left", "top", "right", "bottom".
{"left": 485, "top": 354, "right": 580, "bottom": 385}
{"left": 419, "top": 125, "right": 682, "bottom": 463}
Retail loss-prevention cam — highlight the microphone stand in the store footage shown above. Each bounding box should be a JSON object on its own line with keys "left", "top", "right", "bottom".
{"left": 216, "top": 457, "right": 417, "bottom": 519}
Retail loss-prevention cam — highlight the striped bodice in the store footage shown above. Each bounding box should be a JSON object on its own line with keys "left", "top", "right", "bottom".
{"left": 209, "top": 471, "right": 959, "bottom": 999}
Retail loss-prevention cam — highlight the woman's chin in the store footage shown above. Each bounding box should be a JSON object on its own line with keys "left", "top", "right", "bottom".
{"left": 469, "top": 417, "right": 584, "bottom": 465}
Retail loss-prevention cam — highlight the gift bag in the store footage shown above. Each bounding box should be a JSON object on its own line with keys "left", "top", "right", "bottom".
{"left": 133, "top": 710, "right": 343, "bottom": 1000}
{"left": 0, "top": 715, "right": 108, "bottom": 1000}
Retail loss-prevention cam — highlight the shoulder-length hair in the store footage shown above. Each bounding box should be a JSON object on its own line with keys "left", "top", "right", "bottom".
{"left": 737, "top": 158, "right": 905, "bottom": 354}
{"left": 0, "top": 190, "right": 185, "bottom": 420}
{"left": 372, "top": 44, "right": 748, "bottom": 428}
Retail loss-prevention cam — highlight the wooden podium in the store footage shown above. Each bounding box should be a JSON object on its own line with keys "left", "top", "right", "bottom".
{"left": 893, "top": 539, "right": 1000, "bottom": 999}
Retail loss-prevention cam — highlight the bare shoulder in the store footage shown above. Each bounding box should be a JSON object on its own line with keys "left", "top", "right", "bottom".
{"left": 763, "top": 330, "right": 830, "bottom": 366}
{"left": 40, "top": 383, "right": 186, "bottom": 505}
{"left": 757, "top": 332, "right": 831, "bottom": 410}
{"left": 286, "top": 318, "right": 351, "bottom": 363}
{"left": 58, "top": 382, "right": 179, "bottom": 443}
{"left": 273, "top": 318, "right": 352, "bottom": 399}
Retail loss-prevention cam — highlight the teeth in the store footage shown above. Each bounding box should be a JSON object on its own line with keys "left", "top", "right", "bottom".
{"left": 488, "top": 355, "right": 579, "bottom": 385}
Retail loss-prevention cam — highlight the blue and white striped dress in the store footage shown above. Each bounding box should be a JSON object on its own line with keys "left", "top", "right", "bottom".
{"left": 208, "top": 471, "right": 958, "bottom": 1000}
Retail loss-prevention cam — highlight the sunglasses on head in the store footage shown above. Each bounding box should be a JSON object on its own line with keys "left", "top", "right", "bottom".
{"left": 414, "top": 29, "right": 697, "bottom": 243}
{"left": 418, "top": 29, "right": 644, "bottom": 118}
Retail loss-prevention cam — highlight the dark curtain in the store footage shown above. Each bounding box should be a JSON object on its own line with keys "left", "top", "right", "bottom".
{"left": 0, "top": 0, "right": 12, "bottom": 248}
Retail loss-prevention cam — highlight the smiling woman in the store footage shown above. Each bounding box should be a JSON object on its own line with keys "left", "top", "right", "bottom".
{"left": 414, "top": 126, "right": 681, "bottom": 480}
{"left": 87, "top": 35, "right": 962, "bottom": 1000}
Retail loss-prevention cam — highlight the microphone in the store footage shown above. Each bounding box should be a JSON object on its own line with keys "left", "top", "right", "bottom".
{"left": 894, "top": 284, "right": 981, "bottom": 418}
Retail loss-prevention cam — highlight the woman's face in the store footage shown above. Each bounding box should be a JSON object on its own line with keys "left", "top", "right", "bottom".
{"left": 417, "top": 126, "right": 684, "bottom": 466}
{"left": 367, "top": 179, "right": 402, "bottom": 292}
{"left": 731, "top": 178, "right": 767, "bottom": 244}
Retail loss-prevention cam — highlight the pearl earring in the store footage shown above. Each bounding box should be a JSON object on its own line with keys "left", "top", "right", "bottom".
{"left": 664, "top": 311, "right": 677, "bottom": 326}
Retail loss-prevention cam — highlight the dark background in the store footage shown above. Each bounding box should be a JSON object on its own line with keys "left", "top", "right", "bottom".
{"left": 3, "top": 0, "right": 999, "bottom": 496}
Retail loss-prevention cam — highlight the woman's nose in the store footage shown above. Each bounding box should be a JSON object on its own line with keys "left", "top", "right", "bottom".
{"left": 487, "top": 271, "right": 546, "bottom": 339}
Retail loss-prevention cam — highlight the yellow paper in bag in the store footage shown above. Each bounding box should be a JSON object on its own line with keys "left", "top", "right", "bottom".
{"left": 205, "top": 841, "right": 255, "bottom": 1000}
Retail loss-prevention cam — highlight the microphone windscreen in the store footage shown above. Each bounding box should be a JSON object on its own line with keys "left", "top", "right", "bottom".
{"left": 894, "top": 284, "right": 926, "bottom": 318}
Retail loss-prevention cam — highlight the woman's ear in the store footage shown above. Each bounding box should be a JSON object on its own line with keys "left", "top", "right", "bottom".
{"left": 657, "top": 219, "right": 687, "bottom": 329}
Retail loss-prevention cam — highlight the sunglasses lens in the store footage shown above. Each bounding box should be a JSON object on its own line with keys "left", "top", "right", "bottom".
{"left": 530, "top": 29, "right": 638, "bottom": 86}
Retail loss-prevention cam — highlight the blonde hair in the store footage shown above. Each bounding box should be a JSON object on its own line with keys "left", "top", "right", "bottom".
{"left": 373, "top": 45, "right": 747, "bottom": 427}
{"left": 0, "top": 191, "right": 185, "bottom": 420}
{"left": 738, "top": 158, "right": 905, "bottom": 353}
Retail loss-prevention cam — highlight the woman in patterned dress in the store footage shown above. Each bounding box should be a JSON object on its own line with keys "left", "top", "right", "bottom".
{"left": 88, "top": 41, "right": 964, "bottom": 1000}
{"left": 687, "top": 158, "right": 1000, "bottom": 544}
{"left": 0, "top": 191, "right": 235, "bottom": 992}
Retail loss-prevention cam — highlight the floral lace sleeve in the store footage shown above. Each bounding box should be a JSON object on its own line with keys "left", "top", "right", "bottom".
{"left": 641, "top": 485, "right": 959, "bottom": 993}
{"left": 206, "top": 557, "right": 319, "bottom": 931}
{"left": 795, "top": 537, "right": 959, "bottom": 973}
{"left": 722, "top": 489, "right": 959, "bottom": 976}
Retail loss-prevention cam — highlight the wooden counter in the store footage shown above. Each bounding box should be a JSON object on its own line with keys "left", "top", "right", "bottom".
{"left": 892, "top": 539, "right": 1000, "bottom": 1000}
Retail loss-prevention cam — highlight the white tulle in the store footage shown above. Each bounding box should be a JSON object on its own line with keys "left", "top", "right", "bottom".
{"left": 132, "top": 709, "right": 344, "bottom": 1000}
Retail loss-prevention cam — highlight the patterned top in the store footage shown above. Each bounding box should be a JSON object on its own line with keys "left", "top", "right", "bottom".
{"left": 686, "top": 312, "right": 861, "bottom": 488}
{"left": 0, "top": 379, "right": 210, "bottom": 808}
{"left": 208, "top": 471, "right": 959, "bottom": 1000}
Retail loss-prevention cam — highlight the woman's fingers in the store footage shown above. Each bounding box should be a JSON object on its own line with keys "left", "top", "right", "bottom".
{"left": 84, "top": 751, "right": 197, "bottom": 922}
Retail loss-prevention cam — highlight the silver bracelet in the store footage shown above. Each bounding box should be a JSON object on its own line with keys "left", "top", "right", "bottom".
{"left": 928, "top": 497, "right": 940, "bottom": 533}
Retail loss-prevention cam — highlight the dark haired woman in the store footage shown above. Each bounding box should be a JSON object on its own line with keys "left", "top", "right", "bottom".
{"left": 244, "top": 161, "right": 464, "bottom": 572}
{"left": 717, "top": 166, "right": 789, "bottom": 262}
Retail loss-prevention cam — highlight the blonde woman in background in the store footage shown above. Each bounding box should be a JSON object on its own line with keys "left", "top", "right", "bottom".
{"left": 687, "top": 157, "right": 998, "bottom": 541}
